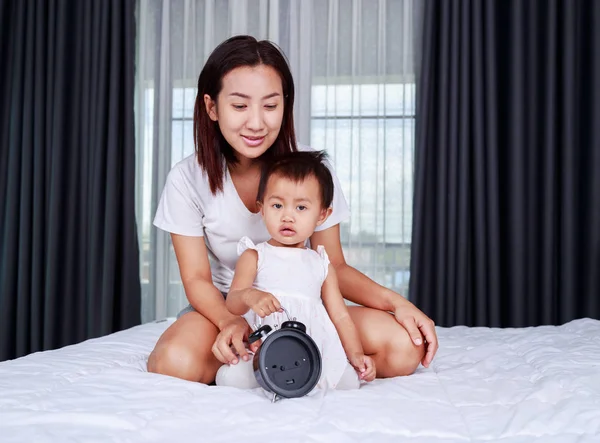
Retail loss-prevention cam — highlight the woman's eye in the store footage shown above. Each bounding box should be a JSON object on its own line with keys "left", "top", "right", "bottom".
{"left": 232, "top": 104, "right": 246, "bottom": 110}
{"left": 272, "top": 203, "right": 282, "bottom": 209}
{"left": 265, "top": 104, "right": 277, "bottom": 110}
{"left": 297, "top": 205, "right": 307, "bottom": 211}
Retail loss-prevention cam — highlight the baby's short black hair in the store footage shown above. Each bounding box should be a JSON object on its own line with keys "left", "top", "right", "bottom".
{"left": 257, "top": 151, "right": 334, "bottom": 209}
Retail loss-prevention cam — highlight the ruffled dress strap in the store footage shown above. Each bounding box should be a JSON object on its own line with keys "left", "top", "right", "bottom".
{"left": 237, "top": 236, "right": 265, "bottom": 271}
{"left": 316, "top": 245, "right": 331, "bottom": 281}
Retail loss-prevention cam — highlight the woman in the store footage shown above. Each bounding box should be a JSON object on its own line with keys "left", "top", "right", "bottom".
{"left": 148, "top": 35, "right": 438, "bottom": 384}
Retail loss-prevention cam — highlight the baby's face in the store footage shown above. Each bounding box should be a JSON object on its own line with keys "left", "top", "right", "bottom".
{"left": 260, "top": 174, "right": 331, "bottom": 247}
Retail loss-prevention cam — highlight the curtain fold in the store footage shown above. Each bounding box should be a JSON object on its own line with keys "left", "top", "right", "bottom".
{"left": 0, "top": 0, "right": 140, "bottom": 361}
{"left": 411, "top": 0, "right": 600, "bottom": 327}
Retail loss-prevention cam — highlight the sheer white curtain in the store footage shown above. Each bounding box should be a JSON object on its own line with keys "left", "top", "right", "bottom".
{"left": 135, "top": 0, "right": 418, "bottom": 323}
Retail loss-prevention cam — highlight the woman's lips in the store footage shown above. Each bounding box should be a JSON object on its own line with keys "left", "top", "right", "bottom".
{"left": 241, "top": 135, "right": 265, "bottom": 147}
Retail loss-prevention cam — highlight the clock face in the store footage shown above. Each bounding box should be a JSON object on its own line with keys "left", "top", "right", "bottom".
{"left": 256, "top": 329, "right": 322, "bottom": 398}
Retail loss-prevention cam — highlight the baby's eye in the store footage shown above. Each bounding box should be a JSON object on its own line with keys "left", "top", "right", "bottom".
{"left": 297, "top": 205, "right": 307, "bottom": 211}
{"left": 232, "top": 104, "right": 246, "bottom": 110}
{"left": 272, "top": 203, "right": 282, "bottom": 209}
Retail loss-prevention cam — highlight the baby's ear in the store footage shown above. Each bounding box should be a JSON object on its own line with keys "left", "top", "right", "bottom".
{"left": 316, "top": 207, "right": 333, "bottom": 226}
{"left": 256, "top": 200, "right": 264, "bottom": 216}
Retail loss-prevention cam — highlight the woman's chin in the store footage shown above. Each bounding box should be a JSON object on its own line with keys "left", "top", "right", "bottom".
{"left": 232, "top": 145, "right": 269, "bottom": 161}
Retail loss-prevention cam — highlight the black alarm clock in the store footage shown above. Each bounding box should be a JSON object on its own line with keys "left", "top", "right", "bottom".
{"left": 248, "top": 309, "right": 322, "bottom": 402}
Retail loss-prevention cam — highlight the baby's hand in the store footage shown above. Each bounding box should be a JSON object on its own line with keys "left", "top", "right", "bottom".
{"left": 245, "top": 289, "right": 282, "bottom": 318}
{"left": 349, "top": 354, "right": 376, "bottom": 382}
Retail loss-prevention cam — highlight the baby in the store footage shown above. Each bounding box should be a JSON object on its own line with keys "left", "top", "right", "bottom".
{"left": 216, "top": 151, "right": 376, "bottom": 392}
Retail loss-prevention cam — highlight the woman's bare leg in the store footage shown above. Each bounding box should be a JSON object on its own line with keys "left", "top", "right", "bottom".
{"left": 147, "top": 311, "right": 222, "bottom": 384}
{"left": 348, "top": 306, "right": 426, "bottom": 378}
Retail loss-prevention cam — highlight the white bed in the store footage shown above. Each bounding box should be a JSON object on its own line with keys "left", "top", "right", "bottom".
{"left": 1, "top": 318, "right": 599, "bottom": 443}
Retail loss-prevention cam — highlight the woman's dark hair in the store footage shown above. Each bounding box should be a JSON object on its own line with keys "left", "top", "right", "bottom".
{"left": 194, "top": 35, "right": 297, "bottom": 194}
{"left": 257, "top": 151, "right": 334, "bottom": 210}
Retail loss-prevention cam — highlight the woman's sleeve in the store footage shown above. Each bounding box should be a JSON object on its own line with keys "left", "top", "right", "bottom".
{"left": 153, "top": 165, "right": 205, "bottom": 237}
{"left": 315, "top": 158, "right": 351, "bottom": 232}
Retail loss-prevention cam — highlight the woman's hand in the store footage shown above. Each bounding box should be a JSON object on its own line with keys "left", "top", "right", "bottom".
{"left": 394, "top": 304, "right": 438, "bottom": 368}
{"left": 212, "top": 316, "right": 252, "bottom": 365}
{"left": 244, "top": 289, "right": 282, "bottom": 318}
{"left": 348, "top": 353, "right": 376, "bottom": 382}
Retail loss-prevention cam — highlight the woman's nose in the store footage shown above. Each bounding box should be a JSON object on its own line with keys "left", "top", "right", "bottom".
{"left": 246, "top": 107, "right": 264, "bottom": 131}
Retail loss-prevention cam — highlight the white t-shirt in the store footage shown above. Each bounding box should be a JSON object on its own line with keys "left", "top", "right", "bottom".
{"left": 153, "top": 145, "right": 351, "bottom": 293}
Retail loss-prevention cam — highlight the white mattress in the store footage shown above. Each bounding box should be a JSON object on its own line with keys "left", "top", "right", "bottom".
{"left": 1, "top": 318, "right": 600, "bottom": 443}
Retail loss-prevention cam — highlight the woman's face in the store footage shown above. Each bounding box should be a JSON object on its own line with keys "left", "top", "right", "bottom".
{"left": 204, "top": 64, "right": 284, "bottom": 162}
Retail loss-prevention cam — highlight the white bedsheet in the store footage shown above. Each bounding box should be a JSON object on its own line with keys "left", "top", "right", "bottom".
{"left": 1, "top": 318, "right": 599, "bottom": 443}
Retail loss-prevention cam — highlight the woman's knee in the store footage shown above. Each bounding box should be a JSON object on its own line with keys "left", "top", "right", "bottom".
{"left": 383, "top": 329, "right": 426, "bottom": 377}
{"left": 147, "top": 340, "right": 214, "bottom": 383}
{"left": 147, "top": 314, "right": 220, "bottom": 383}
{"left": 348, "top": 307, "right": 425, "bottom": 377}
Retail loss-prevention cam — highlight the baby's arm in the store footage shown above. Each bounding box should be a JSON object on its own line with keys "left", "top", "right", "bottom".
{"left": 226, "top": 250, "right": 281, "bottom": 318}
{"left": 321, "top": 265, "right": 376, "bottom": 382}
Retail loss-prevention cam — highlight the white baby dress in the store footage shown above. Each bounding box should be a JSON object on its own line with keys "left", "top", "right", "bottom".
{"left": 238, "top": 236, "right": 352, "bottom": 390}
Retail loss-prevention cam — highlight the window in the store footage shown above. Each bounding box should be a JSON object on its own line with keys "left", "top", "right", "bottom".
{"left": 311, "top": 83, "right": 415, "bottom": 297}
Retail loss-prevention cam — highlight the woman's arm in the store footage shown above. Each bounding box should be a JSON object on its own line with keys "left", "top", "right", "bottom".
{"left": 310, "top": 225, "right": 438, "bottom": 368}
{"left": 172, "top": 234, "right": 236, "bottom": 329}
{"left": 171, "top": 233, "right": 249, "bottom": 364}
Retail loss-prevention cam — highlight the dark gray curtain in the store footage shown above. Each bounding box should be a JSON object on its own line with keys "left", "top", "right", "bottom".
{"left": 0, "top": 0, "right": 141, "bottom": 361}
{"left": 411, "top": 0, "right": 600, "bottom": 327}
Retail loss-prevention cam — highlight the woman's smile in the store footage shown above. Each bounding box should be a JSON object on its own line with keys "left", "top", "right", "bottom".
{"left": 241, "top": 135, "right": 266, "bottom": 147}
